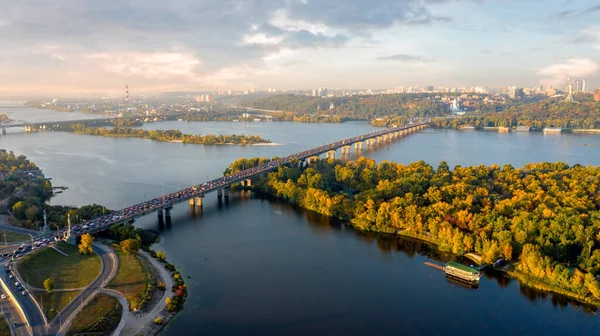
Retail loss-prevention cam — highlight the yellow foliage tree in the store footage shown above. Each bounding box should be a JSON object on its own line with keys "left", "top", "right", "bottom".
{"left": 78, "top": 233, "right": 94, "bottom": 255}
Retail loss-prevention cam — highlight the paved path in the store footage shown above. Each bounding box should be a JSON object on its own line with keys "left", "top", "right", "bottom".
{"left": 53, "top": 243, "right": 118, "bottom": 335}
{"left": 100, "top": 288, "right": 129, "bottom": 336}
{"left": 119, "top": 250, "right": 174, "bottom": 336}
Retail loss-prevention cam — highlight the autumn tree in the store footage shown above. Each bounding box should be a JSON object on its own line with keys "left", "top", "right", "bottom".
{"left": 120, "top": 238, "right": 141, "bottom": 255}
{"left": 78, "top": 233, "right": 94, "bottom": 255}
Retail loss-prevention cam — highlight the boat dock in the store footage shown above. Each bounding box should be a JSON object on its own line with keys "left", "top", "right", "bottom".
{"left": 424, "top": 261, "right": 445, "bottom": 271}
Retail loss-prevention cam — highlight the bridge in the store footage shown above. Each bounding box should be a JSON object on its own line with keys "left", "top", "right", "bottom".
{"left": 31, "top": 121, "right": 429, "bottom": 244}
{"left": 0, "top": 117, "right": 118, "bottom": 131}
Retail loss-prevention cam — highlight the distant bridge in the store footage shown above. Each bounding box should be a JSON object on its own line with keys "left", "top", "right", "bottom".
{"left": 30, "top": 121, "right": 429, "bottom": 244}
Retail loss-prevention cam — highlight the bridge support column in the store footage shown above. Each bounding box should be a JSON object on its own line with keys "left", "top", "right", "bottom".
{"left": 66, "top": 235, "right": 77, "bottom": 246}
{"left": 341, "top": 146, "right": 351, "bottom": 155}
{"left": 224, "top": 188, "right": 230, "bottom": 200}
{"left": 189, "top": 198, "right": 195, "bottom": 207}
{"left": 325, "top": 150, "right": 336, "bottom": 160}
{"left": 1, "top": 128, "right": 5, "bottom": 135}
{"left": 165, "top": 207, "right": 172, "bottom": 225}
{"left": 354, "top": 142, "right": 363, "bottom": 151}
{"left": 377, "top": 136, "right": 383, "bottom": 144}
{"left": 244, "top": 179, "right": 252, "bottom": 187}
{"left": 157, "top": 209, "right": 164, "bottom": 225}
{"left": 196, "top": 196, "right": 203, "bottom": 208}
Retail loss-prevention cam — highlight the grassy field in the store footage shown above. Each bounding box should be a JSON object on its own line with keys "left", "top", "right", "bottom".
{"left": 17, "top": 241, "right": 101, "bottom": 289}
{"left": 0, "top": 230, "right": 31, "bottom": 243}
{"left": 0, "top": 317, "right": 9, "bottom": 336}
{"left": 33, "top": 289, "right": 81, "bottom": 321}
{"left": 108, "top": 248, "right": 151, "bottom": 311}
{"left": 67, "top": 293, "right": 122, "bottom": 336}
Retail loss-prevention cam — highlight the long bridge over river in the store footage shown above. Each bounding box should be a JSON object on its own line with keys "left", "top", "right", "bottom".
{"left": 36, "top": 121, "right": 429, "bottom": 244}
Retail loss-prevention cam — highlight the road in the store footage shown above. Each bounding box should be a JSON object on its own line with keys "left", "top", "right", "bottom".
{"left": 0, "top": 285, "right": 30, "bottom": 336}
{"left": 0, "top": 262, "right": 47, "bottom": 335}
{"left": 52, "top": 243, "right": 117, "bottom": 335}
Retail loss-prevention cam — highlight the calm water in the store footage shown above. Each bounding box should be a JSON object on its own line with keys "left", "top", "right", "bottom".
{"left": 1, "top": 114, "right": 600, "bottom": 335}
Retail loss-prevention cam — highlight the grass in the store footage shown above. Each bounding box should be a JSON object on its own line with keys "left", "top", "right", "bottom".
{"left": 67, "top": 293, "right": 122, "bottom": 336}
{"left": 0, "top": 317, "right": 9, "bottom": 336}
{"left": 17, "top": 241, "right": 102, "bottom": 289}
{"left": 108, "top": 248, "right": 151, "bottom": 311}
{"left": 0, "top": 230, "right": 31, "bottom": 243}
{"left": 33, "top": 289, "right": 81, "bottom": 321}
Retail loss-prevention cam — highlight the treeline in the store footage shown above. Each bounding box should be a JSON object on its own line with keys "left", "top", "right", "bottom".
{"left": 227, "top": 157, "right": 600, "bottom": 304}
{"left": 64, "top": 124, "right": 271, "bottom": 145}
{"left": 0, "top": 150, "right": 53, "bottom": 227}
{"left": 246, "top": 94, "right": 451, "bottom": 120}
{"left": 433, "top": 99, "right": 600, "bottom": 129}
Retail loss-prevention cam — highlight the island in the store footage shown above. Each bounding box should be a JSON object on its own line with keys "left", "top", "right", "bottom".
{"left": 64, "top": 124, "right": 272, "bottom": 145}
{"left": 225, "top": 156, "right": 600, "bottom": 307}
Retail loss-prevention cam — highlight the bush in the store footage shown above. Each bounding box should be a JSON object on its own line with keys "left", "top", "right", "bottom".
{"left": 153, "top": 317, "right": 163, "bottom": 325}
{"left": 157, "top": 282, "right": 166, "bottom": 290}
{"left": 165, "top": 263, "right": 175, "bottom": 272}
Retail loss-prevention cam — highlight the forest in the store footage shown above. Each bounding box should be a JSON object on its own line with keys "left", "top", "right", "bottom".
{"left": 246, "top": 94, "right": 452, "bottom": 120}
{"left": 63, "top": 124, "right": 271, "bottom": 145}
{"left": 225, "top": 157, "right": 600, "bottom": 305}
{"left": 432, "top": 99, "right": 600, "bottom": 129}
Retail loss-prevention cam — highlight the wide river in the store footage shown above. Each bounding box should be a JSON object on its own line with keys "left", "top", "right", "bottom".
{"left": 2, "top": 111, "right": 600, "bottom": 335}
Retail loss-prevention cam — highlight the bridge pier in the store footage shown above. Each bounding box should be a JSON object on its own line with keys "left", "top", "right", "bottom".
{"left": 196, "top": 196, "right": 203, "bottom": 208}
{"left": 189, "top": 198, "right": 195, "bottom": 207}
{"left": 217, "top": 188, "right": 223, "bottom": 199}
{"left": 340, "top": 146, "right": 352, "bottom": 155}
{"left": 66, "top": 235, "right": 77, "bottom": 246}
{"left": 1, "top": 128, "right": 5, "bottom": 135}
{"left": 325, "top": 150, "right": 336, "bottom": 160}
{"left": 354, "top": 142, "right": 363, "bottom": 151}
{"left": 165, "top": 207, "right": 172, "bottom": 226}
{"left": 243, "top": 179, "right": 252, "bottom": 187}
{"left": 224, "top": 188, "right": 230, "bottom": 200}
{"left": 157, "top": 209, "right": 164, "bottom": 225}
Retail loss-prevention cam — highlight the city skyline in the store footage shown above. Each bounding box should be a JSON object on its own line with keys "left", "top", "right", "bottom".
{"left": 1, "top": 0, "right": 599, "bottom": 95}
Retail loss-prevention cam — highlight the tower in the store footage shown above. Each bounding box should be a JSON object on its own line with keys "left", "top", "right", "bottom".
{"left": 42, "top": 209, "right": 50, "bottom": 234}
{"left": 565, "top": 83, "right": 574, "bottom": 102}
{"left": 125, "top": 85, "right": 129, "bottom": 104}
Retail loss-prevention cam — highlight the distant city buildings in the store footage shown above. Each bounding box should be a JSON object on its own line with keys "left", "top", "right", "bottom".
{"left": 594, "top": 87, "right": 600, "bottom": 102}
{"left": 195, "top": 94, "right": 211, "bottom": 103}
{"left": 508, "top": 86, "right": 524, "bottom": 99}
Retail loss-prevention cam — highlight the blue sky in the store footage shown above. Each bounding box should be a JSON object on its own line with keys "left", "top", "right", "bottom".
{"left": 0, "top": 0, "right": 599, "bottom": 94}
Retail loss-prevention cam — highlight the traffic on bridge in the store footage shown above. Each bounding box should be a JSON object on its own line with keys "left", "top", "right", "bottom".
{"left": 27, "top": 121, "right": 428, "bottom": 245}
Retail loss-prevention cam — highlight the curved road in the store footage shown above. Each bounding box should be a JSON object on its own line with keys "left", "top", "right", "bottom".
{"left": 51, "top": 243, "right": 117, "bottom": 335}
{"left": 4, "top": 242, "right": 117, "bottom": 335}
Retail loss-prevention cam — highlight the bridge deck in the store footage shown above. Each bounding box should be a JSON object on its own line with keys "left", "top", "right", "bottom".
{"left": 31, "top": 122, "right": 429, "bottom": 241}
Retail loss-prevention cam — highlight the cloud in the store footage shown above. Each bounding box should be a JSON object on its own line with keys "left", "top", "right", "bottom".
{"left": 536, "top": 58, "right": 600, "bottom": 87}
{"left": 50, "top": 53, "right": 66, "bottom": 61}
{"left": 86, "top": 51, "right": 202, "bottom": 79}
{"left": 378, "top": 54, "right": 435, "bottom": 62}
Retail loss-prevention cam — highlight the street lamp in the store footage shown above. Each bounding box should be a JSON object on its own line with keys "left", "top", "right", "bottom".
{"left": 28, "top": 234, "right": 35, "bottom": 250}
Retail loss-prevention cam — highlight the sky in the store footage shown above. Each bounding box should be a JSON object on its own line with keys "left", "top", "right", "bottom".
{"left": 0, "top": 0, "right": 599, "bottom": 95}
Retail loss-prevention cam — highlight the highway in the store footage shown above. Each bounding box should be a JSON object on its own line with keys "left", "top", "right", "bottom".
{"left": 1, "top": 259, "right": 47, "bottom": 336}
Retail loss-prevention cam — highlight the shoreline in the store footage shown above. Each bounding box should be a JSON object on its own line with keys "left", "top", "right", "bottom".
{"left": 252, "top": 188, "right": 599, "bottom": 309}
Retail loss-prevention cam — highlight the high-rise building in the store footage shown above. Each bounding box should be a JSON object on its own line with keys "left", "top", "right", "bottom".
{"left": 582, "top": 79, "right": 588, "bottom": 93}
{"left": 594, "top": 87, "right": 600, "bottom": 102}
{"left": 508, "top": 86, "right": 524, "bottom": 99}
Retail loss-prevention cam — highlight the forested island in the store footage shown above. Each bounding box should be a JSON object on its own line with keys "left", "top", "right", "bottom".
{"left": 61, "top": 124, "right": 271, "bottom": 145}
{"left": 226, "top": 157, "right": 600, "bottom": 306}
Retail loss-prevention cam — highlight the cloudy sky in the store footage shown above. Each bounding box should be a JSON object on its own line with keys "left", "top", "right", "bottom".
{"left": 0, "top": 0, "right": 599, "bottom": 95}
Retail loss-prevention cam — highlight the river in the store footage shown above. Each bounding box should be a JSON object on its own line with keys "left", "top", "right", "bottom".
{"left": 1, "top": 114, "right": 600, "bottom": 335}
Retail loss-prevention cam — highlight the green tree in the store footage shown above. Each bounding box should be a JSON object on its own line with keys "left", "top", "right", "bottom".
{"left": 43, "top": 278, "right": 54, "bottom": 294}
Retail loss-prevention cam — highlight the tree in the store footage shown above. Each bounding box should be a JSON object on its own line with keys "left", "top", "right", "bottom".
{"left": 156, "top": 251, "right": 166, "bottom": 261}
{"left": 120, "top": 239, "right": 141, "bottom": 255}
{"left": 43, "top": 278, "right": 54, "bottom": 294}
{"left": 78, "top": 233, "right": 94, "bottom": 255}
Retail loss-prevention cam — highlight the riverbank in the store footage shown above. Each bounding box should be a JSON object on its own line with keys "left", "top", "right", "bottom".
{"left": 238, "top": 157, "right": 600, "bottom": 309}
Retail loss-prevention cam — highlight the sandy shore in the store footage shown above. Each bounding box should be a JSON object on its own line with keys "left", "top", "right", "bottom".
{"left": 251, "top": 142, "right": 283, "bottom": 146}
